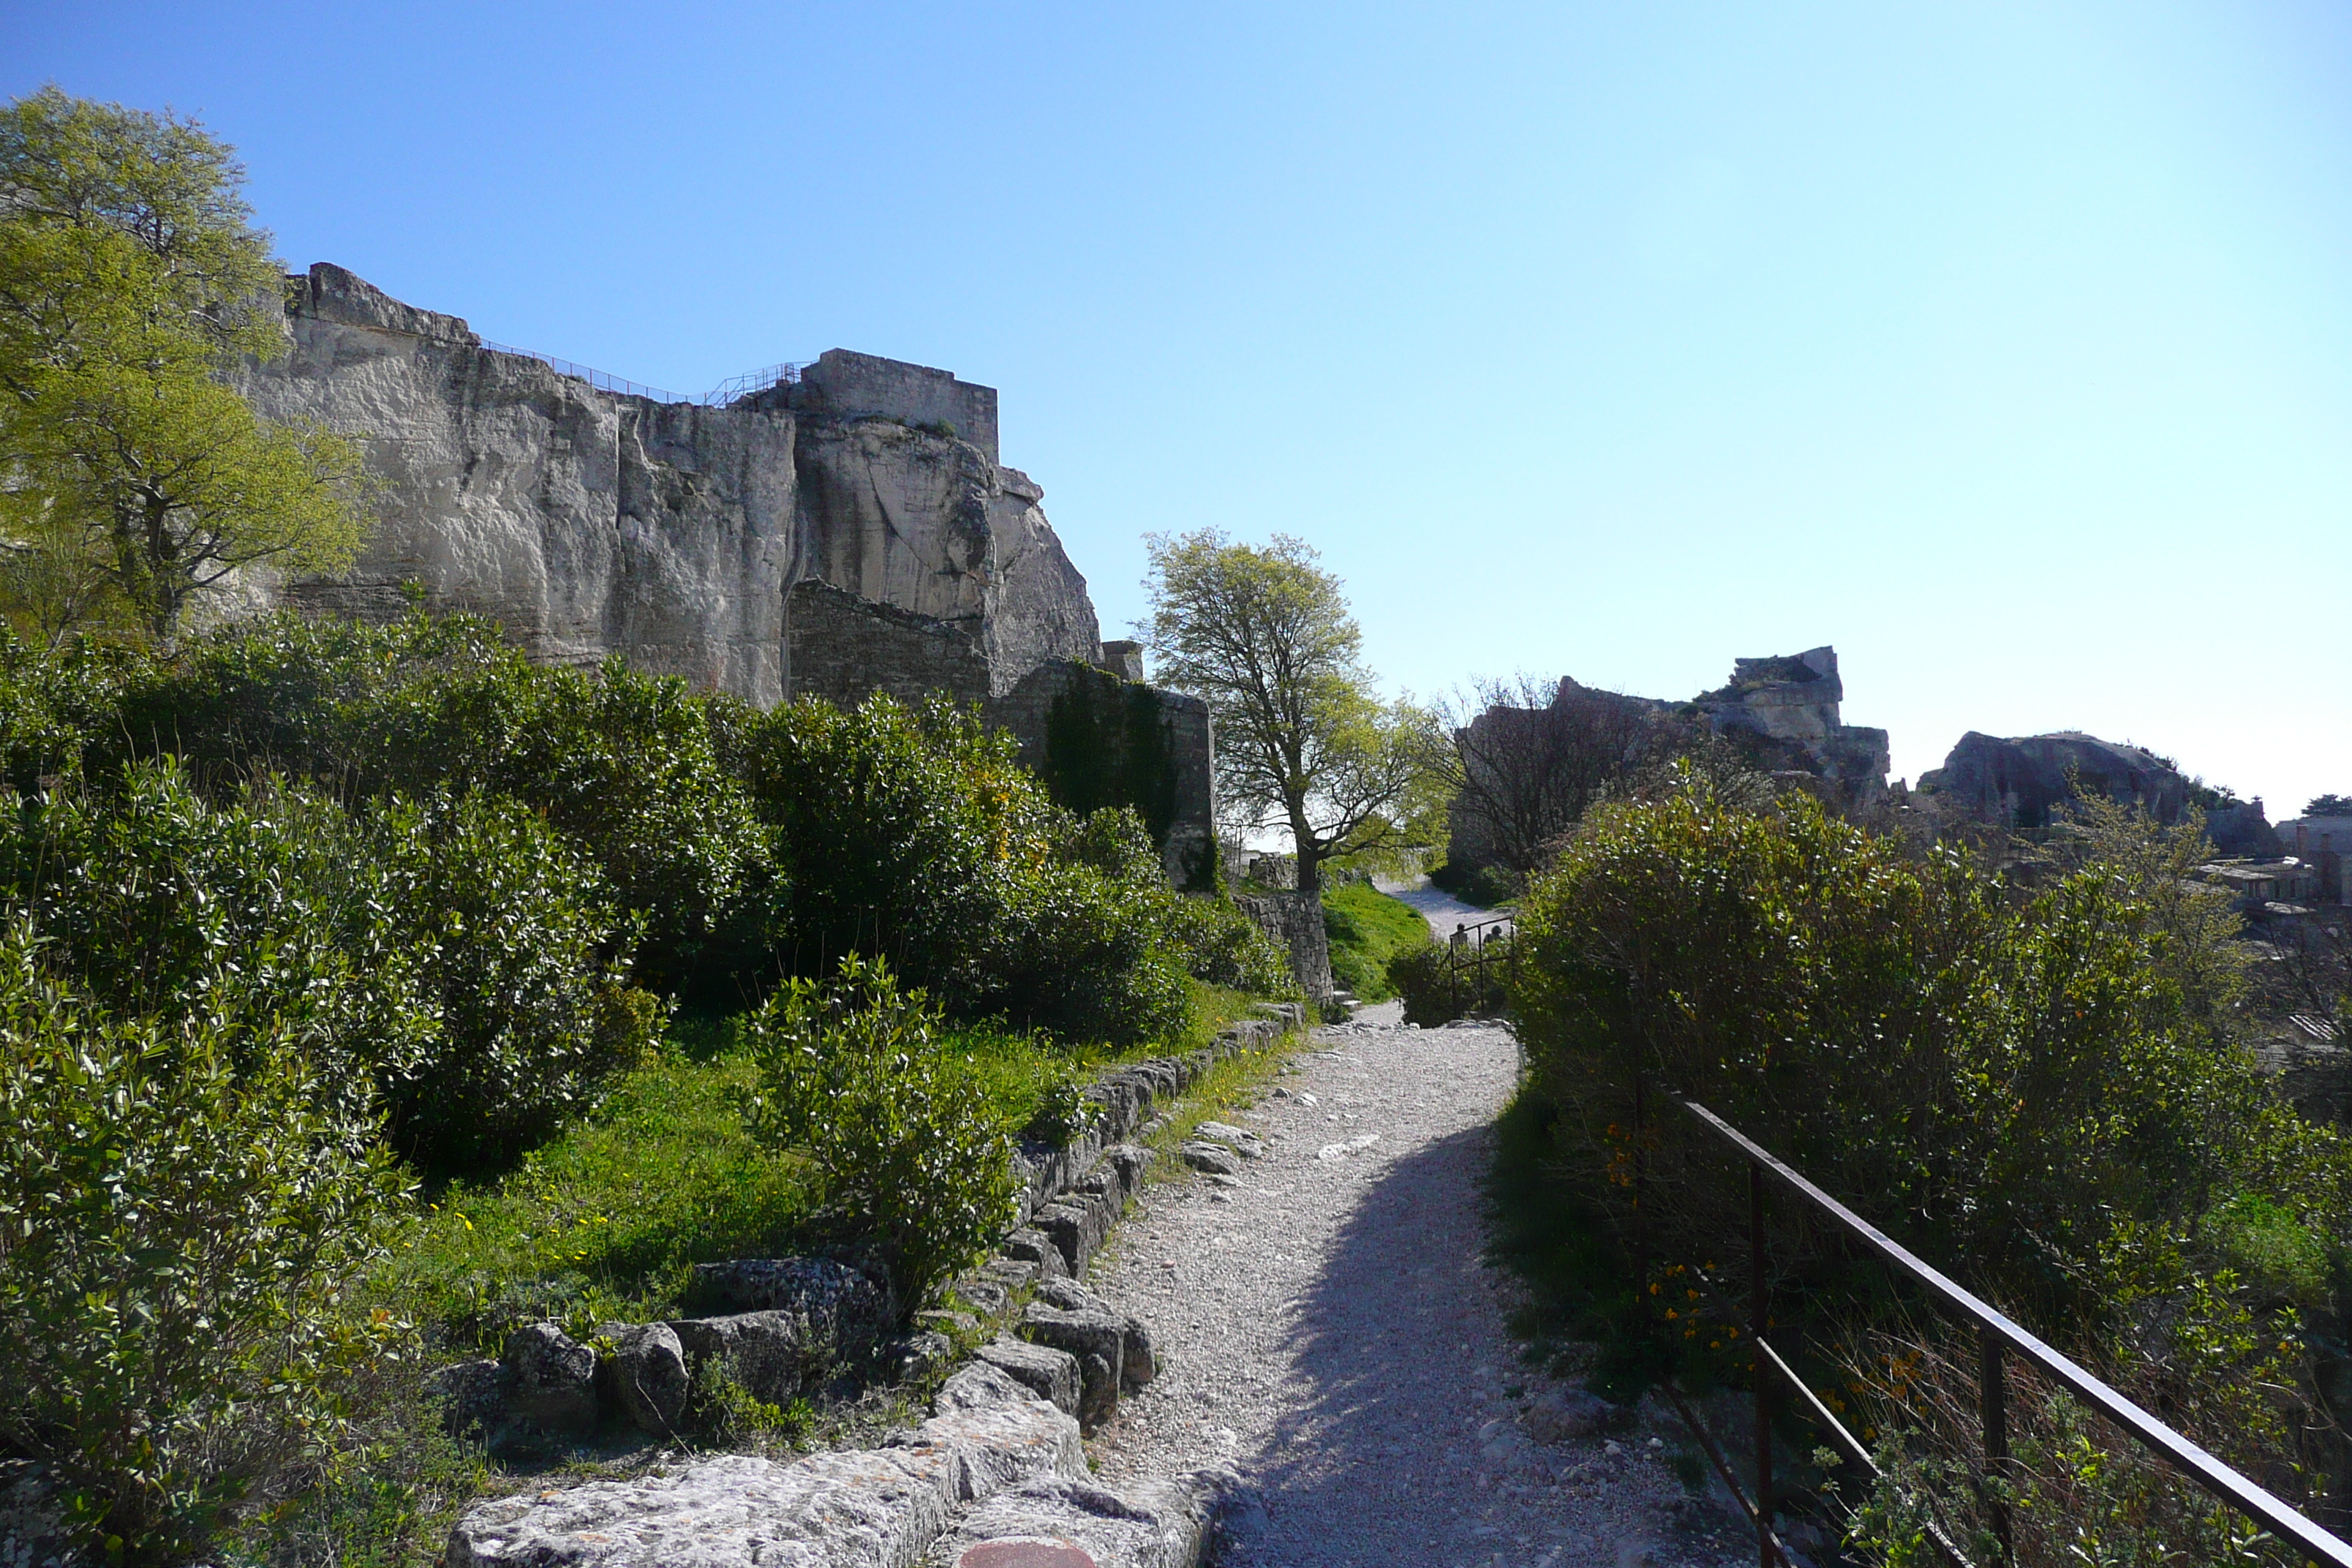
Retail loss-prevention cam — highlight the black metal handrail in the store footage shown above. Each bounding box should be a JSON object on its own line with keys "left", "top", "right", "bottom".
{"left": 1651, "top": 1096, "right": 2352, "bottom": 1567}
{"left": 1444, "top": 911, "right": 1512, "bottom": 1015}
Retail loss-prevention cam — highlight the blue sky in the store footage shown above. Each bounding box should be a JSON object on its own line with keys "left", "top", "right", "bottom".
{"left": 7, "top": 1, "right": 2347, "bottom": 813}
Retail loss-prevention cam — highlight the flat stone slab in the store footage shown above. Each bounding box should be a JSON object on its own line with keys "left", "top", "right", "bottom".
{"left": 1176, "top": 1143, "right": 1242, "bottom": 1177}
{"left": 446, "top": 1364, "right": 1081, "bottom": 1567}
{"left": 922, "top": 1469, "right": 1233, "bottom": 1568}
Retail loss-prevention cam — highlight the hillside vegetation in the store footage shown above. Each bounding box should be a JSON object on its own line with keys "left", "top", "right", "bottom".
{"left": 1500, "top": 766, "right": 2352, "bottom": 1564}
{"left": 0, "top": 607, "right": 1294, "bottom": 1564}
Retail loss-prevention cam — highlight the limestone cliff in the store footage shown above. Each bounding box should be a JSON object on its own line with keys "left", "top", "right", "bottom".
{"left": 232, "top": 265, "right": 1213, "bottom": 884}
{"left": 1692, "top": 646, "right": 1891, "bottom": 814}
{"left": 233, "top": 265, "right": 1099, "bottom": 706}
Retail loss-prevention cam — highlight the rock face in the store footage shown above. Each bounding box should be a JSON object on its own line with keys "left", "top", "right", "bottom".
{"left": 1444, "top": 646, "right": 1891, "bottom": 886}
{"left": 235, "top": 271, "right": 1098, "bottom": 704}
{"left": 234, "top": 265, "right": 1215, "bottom": 882}
{"left": 1692, "top": 647, "right": 1891, "bottom": 815}
{"left": 1917, "top": 731, "right": 2282, "bottom": 852}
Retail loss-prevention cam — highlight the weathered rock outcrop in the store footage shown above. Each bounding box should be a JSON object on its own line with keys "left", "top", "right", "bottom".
{"left": 233, "top": 265, "right": 1216, "bottom": 881}
{"left": 1918, "top": 731, "right": 2280, "bottom": 852}
{"left": 1444, "top": 646, "right": 1890, "bottom": 884}
{"left": 1692, "top": 647, "right": 1891, "bottom": 814}
{"left": 234, "top": 266, "right": 1098, "bottom": 707}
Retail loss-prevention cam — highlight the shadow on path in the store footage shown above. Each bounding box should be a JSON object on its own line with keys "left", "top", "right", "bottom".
{"left": 1228, "top": 1121, "right": 1579, "bottom": 1564}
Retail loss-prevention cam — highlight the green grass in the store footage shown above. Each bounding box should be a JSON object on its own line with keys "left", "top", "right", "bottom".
{"left": 1321, "top": 881, "right": 1433, "bottom": 1001}
{"left": 385, "top": 979, "right": 1281, "bottom": 1354}
{"left": 383, "top": 1036, "right": 818, "bottom": 1355}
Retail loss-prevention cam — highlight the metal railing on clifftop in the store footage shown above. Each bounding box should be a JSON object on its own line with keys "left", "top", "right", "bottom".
{"left": 475, "top": 341, "right": 807, "bottom": 407}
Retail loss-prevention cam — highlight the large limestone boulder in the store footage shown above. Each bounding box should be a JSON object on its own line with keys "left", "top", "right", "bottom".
{"left": 1918, "top": 731, "right": 2189, "bottom": 832}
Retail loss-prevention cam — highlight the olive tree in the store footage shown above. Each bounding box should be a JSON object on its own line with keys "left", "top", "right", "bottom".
{"left": 0, "top": 88, "right": 366, "bottom": 640}
{"left": 1142, "top": 529, "right": 1439, "bottom": 894}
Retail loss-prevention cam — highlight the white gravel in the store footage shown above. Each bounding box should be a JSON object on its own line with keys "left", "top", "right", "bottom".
{"left": 1083, "top": 1006, "right": 1747, "bottom": 1568}
{"left": 1375, "top": 874, "right": 1511, "bottom": 943}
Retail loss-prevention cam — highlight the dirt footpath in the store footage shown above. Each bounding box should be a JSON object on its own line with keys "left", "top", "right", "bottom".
{"left": 1082, "top": 1007, "right": 1743, "bottom": 1568}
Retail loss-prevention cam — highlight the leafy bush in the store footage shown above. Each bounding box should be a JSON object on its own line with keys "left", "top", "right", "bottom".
{"left": 371, "top": 790, "right": 660, "bottom": 1171}
{"left": 742, "top": 956, "right": 1018, "bottom": 1305}
{"left": 0, "top": 924, "right": 410, "bottom": 1564}
{"left": 1427, "top": 854, "right": 1515, "bottom": 908}
{"left": 1509, "top": 772, "right": 2323, "bottom": 1316}
{"left": 0, "top": 761, "right": 657, "bottom": 1174}
{"left": 742, "top": 696, "right": 1221, "bottom": 1044}
{"left": 112, "top": 612, "right": 769, "bottom": 995}
{"left": 1156, "top": 887, "right": 1296, "bottom": 995}
{"left": 0, "top": 761, "right": 432, "bottom": 1109}
{"left": 1504, "top": 767, "right": 2352, "bottom": 1548}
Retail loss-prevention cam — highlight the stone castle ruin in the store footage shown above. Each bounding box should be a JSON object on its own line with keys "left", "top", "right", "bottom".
{"left": 1445, "top": 645, "right": 1892, "bottom": 883}
{"left": 233, "top": 263, "right": 1213, "bottom": 885}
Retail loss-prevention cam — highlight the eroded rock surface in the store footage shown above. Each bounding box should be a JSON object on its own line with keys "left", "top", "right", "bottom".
{"left": 235, "top": 266, "right": 1099, "bottom": 708}
{"left": 445, "top": 1363, "right": 1082, "bottom": 1567}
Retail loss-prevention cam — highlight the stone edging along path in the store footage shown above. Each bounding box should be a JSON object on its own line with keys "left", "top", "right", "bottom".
{"left": 442, "top": 1004, "right": 1310, "bottom": 1568}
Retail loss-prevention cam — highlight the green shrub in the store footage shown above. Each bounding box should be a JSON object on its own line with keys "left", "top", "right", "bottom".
{"left": 742, "top": 956, "right": 1018, "bottom": 1305}
{"left": 372, "top": 791, "right": 661, "bottom": 1172}
{"left": 959, "top": 863, "right": 1191, "bottom": 1046}
{"left": 1156, "top": 888, "right": 1296, "bottom": 996}
{"left": 0, "top": 762, "right": 657, "bottom": 1175}
{"left": 1504, "top": 767, "right": 2352, "bottom": 1547}
{"left": 1386, "top": 936, "right": 1507, "bottom": 1025}
{"left": 108, "top": 611, "right": 769, "bottom": 996}
{"left": 0, "top": 925, "right": 410, "bottom": 1564}
{"left": 0, "top": 761, "right": 433, "bottom": 1108}
{"left": 742, "top": 697, "right": 1221, "bottom": 1044}
{"left": 1508, "top": 772, "right": 2321, "bottom": 1316}
{"left": 0, "top": 627, "right": 121, "bottom": 792}
{"left": 347, "top": 653, "right": 769, "bottom": 993}
{"left": 1428, "top": 855, "right": 1515, "bottom": 908}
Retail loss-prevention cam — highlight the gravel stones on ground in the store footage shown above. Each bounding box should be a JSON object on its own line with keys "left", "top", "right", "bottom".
{"left": 445, "top": 1362, "right": 1084, "bottom": 1567}
{"left": 1190, "top": 1121, "right": 1267, "bottom": 1158}
{"left": 1080, "top": 1004, "right": 1742, "bottom": 1568}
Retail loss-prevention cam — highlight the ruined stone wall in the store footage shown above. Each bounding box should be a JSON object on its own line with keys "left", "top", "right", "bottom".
{"left": 788, "top": 348, "right": 1000, "bottom": 462}
{"left": 1235, "top": 889, "right": 1333, "bottom": 1000}
{"left": 785, "top": 578, "right": 994, "bottom": 712}
{"left": 987, "top": 660, "right": 1215, "bottom": 890}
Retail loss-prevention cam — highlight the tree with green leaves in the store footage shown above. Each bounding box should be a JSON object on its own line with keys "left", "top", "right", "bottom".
{"left": 0, "top": 87, "right": 366, "bottom": 642}
{"left": 1142, "top": 529, "right": 1440, "bottom": 894}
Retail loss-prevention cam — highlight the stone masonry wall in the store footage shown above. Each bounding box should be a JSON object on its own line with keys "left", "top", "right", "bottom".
{"left": 788, "top": 348, "right": 1000, "bottom": 464}
{"left": 986, "top": 660, "right": 1216, "bottom": 890}
{"left": 786, "top": 578, "right": 995, "bottom": 712}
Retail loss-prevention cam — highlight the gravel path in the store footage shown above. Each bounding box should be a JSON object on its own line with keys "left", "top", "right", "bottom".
{"left": 1376, "top": 874, "right": 1512, "bottom": 943}
{"left": 1083, "top": 1007, "right": 1743, "bottom": 1568}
